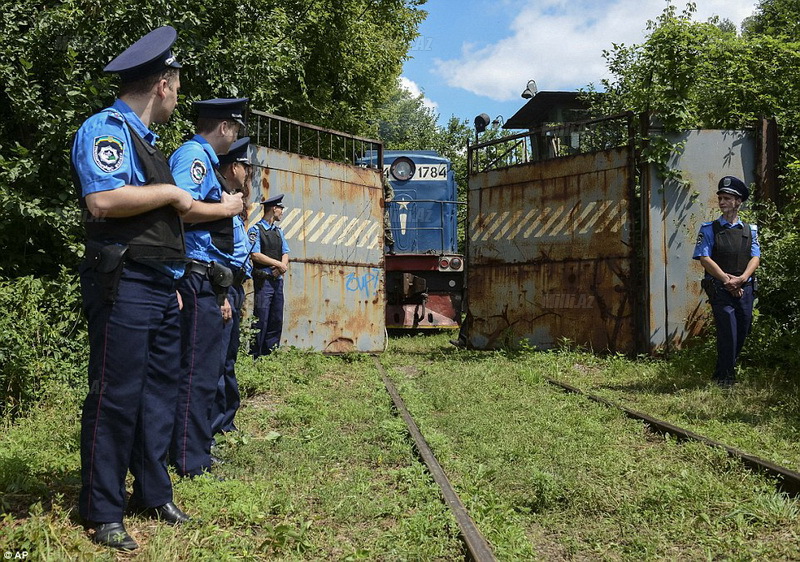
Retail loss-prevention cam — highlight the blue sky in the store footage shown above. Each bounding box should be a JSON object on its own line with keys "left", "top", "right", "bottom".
{"left": 401, "top": 0, "right": 760, "bottom": 129}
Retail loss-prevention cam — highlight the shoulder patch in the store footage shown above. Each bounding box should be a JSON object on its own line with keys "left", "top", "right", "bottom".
{"left": 248, "top": 230, "right": 257, "bottom": 242}
{"left": 190, "top": 159, "right": 207, "bottom": 184}
{"left": 93, "top": 135, "right": 124, "bottom": 173}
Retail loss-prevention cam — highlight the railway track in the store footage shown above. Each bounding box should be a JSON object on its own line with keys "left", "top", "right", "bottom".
{"left": 375, "top": 354, "right": 800, "bottom": 560}
{"left": 542, "top": 376, "right": 800, "bottom": 497}
{"left": 373, "top": 356, "right": 497, "bottom": 562}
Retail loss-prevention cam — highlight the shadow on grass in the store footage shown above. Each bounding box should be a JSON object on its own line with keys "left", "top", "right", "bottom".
{"left": 0, "top": 454, "right": 80, "bottom": 520}
{"left": 594, "top": 349, "right": 800, "bottom": 438}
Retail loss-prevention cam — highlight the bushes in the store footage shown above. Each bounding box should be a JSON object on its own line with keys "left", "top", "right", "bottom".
{"left": 0, "top": 270, "right": 86, "bottom": 415}
{"left": 743, "top": 218, "right": 800, "bottom": 374}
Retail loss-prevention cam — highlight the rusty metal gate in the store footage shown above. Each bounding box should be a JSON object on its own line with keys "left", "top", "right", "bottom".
{"left": 246, "top": 111, "right": 386, "bottom": 353}
{"left": 466, "top": 114, "right": 759, "bottom": 354}
{"left": 644, "top": 127, "right": 757, "bottom": 352}
{"left": 466, "top": 114, "right": 639, "bottom": 352}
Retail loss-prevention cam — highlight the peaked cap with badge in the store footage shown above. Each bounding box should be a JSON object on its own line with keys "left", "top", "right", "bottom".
{"left": 103, "top": 25, "right": 182, "bottom": 82}
{"left": 262, "top": 193, "right": 285, "bottom": 208}
{"left": 194, "top": 98, "right": 249, "bottom": 129}
{"left": 218, "top": 136, "right": 251, "bottom": 167}
{"left": 716, "top": 176, "right": 749, "bottom": 201}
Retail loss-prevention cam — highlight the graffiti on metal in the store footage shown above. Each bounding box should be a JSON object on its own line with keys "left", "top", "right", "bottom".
{"left": 245, "top": 127, "right": 387, "bottom": 353}
{"left": 345, "top": 268, "right": 382, "bottom": 297}
{"left": 467, "top": 142, "right": 637, "bottom": 352}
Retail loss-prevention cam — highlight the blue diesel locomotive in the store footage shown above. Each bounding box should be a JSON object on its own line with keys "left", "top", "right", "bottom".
{"left": 379, "top": 150, "right": 464, "bottom": 329}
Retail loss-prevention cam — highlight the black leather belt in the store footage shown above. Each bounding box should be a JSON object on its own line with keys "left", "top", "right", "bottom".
{"left": 184, "top": 259, "right": 211, "bottom": 277}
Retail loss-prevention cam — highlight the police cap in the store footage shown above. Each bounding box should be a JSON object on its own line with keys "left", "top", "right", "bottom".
{"left": 717, "top": 176, "right": 749, "bottom": 201}
{"left": 194, "top": 98, "right": 249, "bottom": 128}
{"left": 103, "top": 26, "right": 182, "bottom": 82}
{"left": 262, "top": 193, "right": 285, "bottom": 208}
{"left": 218, "top": 136, "right": 251, "bottom": 166}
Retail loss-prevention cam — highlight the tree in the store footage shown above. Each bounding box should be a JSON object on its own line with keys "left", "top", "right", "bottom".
{"left": 742, "top": 0, "right": 800, "bottom": 40}
{"left": 375, "top": 78, "right": 472, "bottom": 188}
{"left": 590, "top": 1, "right": 800, "bottom": 369}
{"left": 0, "top": 0, "right": 426, "bottom": 278}
{"left": 375, "top": 79, "right": 441, "bottom": 150}
{"left": 589, "top": 2, "right": 800, "bottom": 195}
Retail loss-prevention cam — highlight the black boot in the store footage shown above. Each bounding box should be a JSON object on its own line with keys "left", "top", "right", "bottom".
{"left": 91, "top": 522, "right": 138, "bottom": 550}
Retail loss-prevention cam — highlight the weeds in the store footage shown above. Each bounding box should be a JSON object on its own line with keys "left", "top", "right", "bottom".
{"left": 0, "top": 347, "right": 462, "bottom": 559}
{"left": 5, "top": 334, "right": 800, "bottom": 559}
{"left": 386, "top": 332, "right": 800, "bottom": 560}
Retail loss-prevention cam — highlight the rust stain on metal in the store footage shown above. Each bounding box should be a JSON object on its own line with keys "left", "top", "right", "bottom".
{"left": 249, "top": 143, "right": 386, "bottom": 352}
{"left": 467, "top": 146, "right": 636, "bottom": 352}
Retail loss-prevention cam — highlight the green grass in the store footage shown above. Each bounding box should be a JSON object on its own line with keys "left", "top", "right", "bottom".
{"left": 528, "top": 341, "right": 800, "bottom": 470}
{"left": 383, "top": 332, "right": 800, "bottom": 560}
{"left": 3, "top": 333, "right": 800, "bottom": 560}
{"left": 0, "top": 349, "right": 462, "bottom": 560}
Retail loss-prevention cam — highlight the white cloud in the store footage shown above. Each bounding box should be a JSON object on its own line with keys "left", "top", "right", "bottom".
{"left": 399, "top": 76, "right": 439, "bottom": 112}
{"left": 433, "top": 0, "right": 759, "bottom": 101}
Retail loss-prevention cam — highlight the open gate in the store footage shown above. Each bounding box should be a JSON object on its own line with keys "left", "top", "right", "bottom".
{"left": 466, "top": 114, "right": 639, "bottom": 352}
{"left": 465, "top": 114, "right": 759, "bottom": 354}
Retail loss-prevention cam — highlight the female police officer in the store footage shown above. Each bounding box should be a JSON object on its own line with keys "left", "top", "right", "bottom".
{"left": 693, "top": 176, "right": 761, "bottom": 387}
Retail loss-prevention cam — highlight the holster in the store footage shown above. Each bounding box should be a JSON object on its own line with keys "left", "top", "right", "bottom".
{"left": 85, "top": 243, "right": 129, "bottom": 304}
{"left": 208, "top": 261, "right": 234, "bottom": 306}
{"left": 700, "top": 278, "right": 717, "bottom": 301}
{"left": 232, "top": 267, "right": 247, "bottom": 288}
{"left": 252, "top": 268, "right": 276, "bottom": 281}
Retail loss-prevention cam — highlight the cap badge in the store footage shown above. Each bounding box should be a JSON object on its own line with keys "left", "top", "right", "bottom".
{"left": 723, "top": 177, "right": 732, "bottom": 187}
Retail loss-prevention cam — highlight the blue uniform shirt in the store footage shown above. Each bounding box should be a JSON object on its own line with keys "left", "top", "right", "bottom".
{"left": 170, "top": 135, "right": 235, "bottom": 267}
{"left": 72, "top": 99, "right": 184, "bottom": 279}
{"left": 231, "top": 215, "right": 253, "bottom": 279}
{"left": 248, "top": 219, "right": 290, "bottom": 278}
{"left": 693, "top": 216, "right": 760, "bottom": 279}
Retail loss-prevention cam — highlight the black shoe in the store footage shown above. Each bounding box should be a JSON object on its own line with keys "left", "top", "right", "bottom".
{"left": 449, "top": 338, "right": 465, "bottom": 348}
{"left": 91, "top": 522, "right": 138, "bottom": 550}
{"left": 129, "top": 501, "right": 190, "bottom": 525}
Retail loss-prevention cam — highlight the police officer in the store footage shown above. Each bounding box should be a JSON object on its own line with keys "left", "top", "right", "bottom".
{"left": 71, "top": 26, "right": 192, "bottom": 550}
{"left": 249, "top": 194, "right": 290, "bottom": 357}
{"left": 210, "top": 136, "right": 253, "bottom": 438}
{"left": 693, "top": 176, "right": 761, "bottom": 387}
{"left": 169, "top": 98, "right": 247, "bottom": 477}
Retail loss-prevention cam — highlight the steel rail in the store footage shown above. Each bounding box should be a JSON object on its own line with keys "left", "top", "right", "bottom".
{"left": 372, "top": 356, "right": 497, "bottom": 562}
{"left": 544, "top": 377, "right": 800, "bottom": 496}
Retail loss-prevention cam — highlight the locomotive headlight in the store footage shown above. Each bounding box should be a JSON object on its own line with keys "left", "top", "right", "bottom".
{"left": 389, "top": 157, "right": 416, "bottom": 181}
{"left": 449, "top": 257, "right": 463, "bottom": 270}
{"left": 439, "top": 258, "right": 450, "bottom": 270}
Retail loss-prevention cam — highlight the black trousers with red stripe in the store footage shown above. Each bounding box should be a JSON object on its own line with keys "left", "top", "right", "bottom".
{"left": 79, "top": 262, "right": 180, "bottom": 523}
{"left": 170, "top": 271, "right": 224, "bottom": 477}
